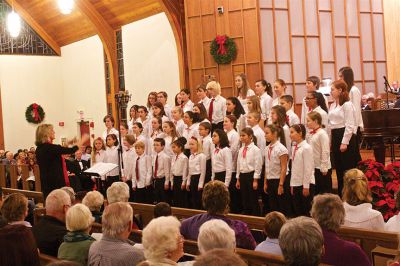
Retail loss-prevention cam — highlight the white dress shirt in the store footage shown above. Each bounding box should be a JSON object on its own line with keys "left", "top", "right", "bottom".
{"left": 252, "top": 125, "right": 266, "bottom": 152}
{"left": 152, "top": 151, "right": 171, "bottom": 185}
{"left": 308, "top": 128, "right": 331, "bottom": 173}
{"left": 385, "top": 214, "right": 400, "bottom": 232}
{"left": 226, "top": 129, "right": 240, "bottom": 171}
{"left": 343, "top": 202, "right": 385, "bottom": 231}
{"left": 286, "top": 109, "right": 300, "bottom": 126}
{"left": 92, "top": 150, "right": 106, "bottom": 166}
{"left": 290, "top": 140, "right": 315, "bottom": 188}
{"left": 260, "top": 92, "right": 273, "bottom": 122}
{"left": 264, "top": 141, "right": 288, "bottom": 180}
{"left": 300, "top": 94, "right": 329, "bottom": 123}
{"left": 132, "top": 154, "right": 152, "bottom": 188}
{"left": 201, "top": 135, "right": 213, "bottom": 160}
{"left": 136, "top": 117, "right": 151, "bottom": 137}
{"left": 104, "top": 146, "right": 119, "bottom": 176}
{"left": 182, "top": 123, "right": 200, "bottom": 149}
{"left": 147, "top": 130, "right": 164, "bottom": 155}
{"left": 236, "top": 142, "right": 262, "bottom": 180}
{"left": 238, "top": 89, "right": 255, "bottom": 113}
{"left": 187, "top": 153, "right": 207, "bottom": 189}
{"left": 102, "top": 127, "right": 119, "bottom": 142}
{"left": 349, "top": 86, "right": 363, "bottom": 129}
{"left": 313, "top": 106, "right": 329, "bottom": 131}
{"left": 328, "top": 101, "right": 357, "bottom": 145}
{"left": 164, "top": 104, "right": 173, "bottom": 120}
{"left": 211, "top": 146, "right": 232, "bottom": 187}
{"left": 236, "top": 114, "right": 247, "bottom": 132}
{"left": 122, "top": 147, "right": 136, "bottom": 180}
{"left": 209, "top": 95, "right": 227, "bottom": 124}
{"left": 163, "top": 135, "right": 176, "bottom": 158}
{"left": 283, "top": 125, "right": 292, "bottom": 158}
{"left": 170, "top": 153, "right": 189, "bottom": 185}
{"left": 173, "top": 119, "right": 185, "bottom": 137}
{"left": 135, "top": 134, "right": 150, "bottom": 155}
{"left": 268, "top": 97, "right": 281, "bottom": 124}
{"left": 182, "top": 100, "right": 194, "bottom": 113}
{"left": 199, "top": 96, "right": 211, "bottom": 114}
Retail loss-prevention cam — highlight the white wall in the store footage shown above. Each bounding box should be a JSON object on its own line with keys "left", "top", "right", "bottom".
{"left": 122, "top": 12, "right": 180, "bottom": 108}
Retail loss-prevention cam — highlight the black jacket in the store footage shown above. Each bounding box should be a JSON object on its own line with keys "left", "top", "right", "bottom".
{"left": 32, "top": 215, "right": 67, "bottom": 257}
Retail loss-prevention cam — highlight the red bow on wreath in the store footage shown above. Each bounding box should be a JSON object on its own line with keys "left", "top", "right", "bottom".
{"left": 215, "top": 35, "right": 227, "bottom": 55}
{"left": 32, "top": 103, "right": 40, "bottom": 122}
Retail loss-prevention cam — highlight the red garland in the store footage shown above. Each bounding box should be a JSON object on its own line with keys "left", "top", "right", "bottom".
{"left": 215, "top": 35, "right": 227, "bottom": 55}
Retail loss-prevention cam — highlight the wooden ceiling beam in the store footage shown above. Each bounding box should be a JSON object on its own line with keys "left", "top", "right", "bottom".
{"left": 5, "top": 0, "right": 61, "bottom": 55}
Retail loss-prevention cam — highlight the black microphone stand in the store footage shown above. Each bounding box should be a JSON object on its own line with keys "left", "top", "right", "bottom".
{"left": 383, "top": 76, "right": 391, "bottom": 109}
{"left": 115, "top": 90, "right": 131, "bottom": 178}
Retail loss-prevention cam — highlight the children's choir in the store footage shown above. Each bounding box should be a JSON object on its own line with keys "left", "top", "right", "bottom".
{"left": 91, "top": 70, "right": 362, "bottom": 217}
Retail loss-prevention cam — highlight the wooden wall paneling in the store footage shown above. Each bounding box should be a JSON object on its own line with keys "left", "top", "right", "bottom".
{"left": 307, "top": 38, "right": 321, "bottom": 77}
{"left": 243, "top": 9, "right": 261, "bottom": 63}
{"left": 382, "top": 0, "right": 399, "bottom": 83}
{"left": 319, "top": 0, "right": 331, "bottom": 10}
{"left": 329, "top": 0, "right": 338, "bottom": 77}
{"left": 0, "top": 86, "right": 4, "bottom": 149}
{"left": 287, "top": 0, "right": 297, "bottom": 102}
{"left": 355, "top": 0, "right": 366, "bottom": 92}
{"left": 272, "top": 0, "right": 279, "bottom": 77}
{"left": 292, "top": 38, "right": 307, "bottom": 83}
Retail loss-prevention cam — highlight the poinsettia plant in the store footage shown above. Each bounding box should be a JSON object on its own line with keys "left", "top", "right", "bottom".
{"left": 358, "top": 159, "right": 400, "bottom": 221}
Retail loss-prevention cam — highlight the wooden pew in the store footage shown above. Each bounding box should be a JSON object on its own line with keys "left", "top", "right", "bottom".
{"left": 39, "top": 253, "right": 59, "bottom": 266}
{"left": 2, "top": 188, "right": 44, "bottom": 204}
{"left": 0, "top": 164, "right": 41, "bottom": 192}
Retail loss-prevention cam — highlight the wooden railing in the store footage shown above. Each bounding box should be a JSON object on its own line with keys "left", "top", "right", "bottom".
{"left": 0, "top": 164, "right": 41, "bottom": 192}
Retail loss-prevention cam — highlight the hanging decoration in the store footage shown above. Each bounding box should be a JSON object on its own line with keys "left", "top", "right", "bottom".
{"left": 210, "top": 35, "right": 237, "bottom": 64}
{"left": 25, "top": 103, "right": 45, "bottom": 124}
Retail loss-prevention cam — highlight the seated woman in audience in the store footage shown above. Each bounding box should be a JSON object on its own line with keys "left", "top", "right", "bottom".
{"left": 140, "top": 216, "right": 184, "bottom": 266}
{"left": 311, "top": 193, "right": 371, "bottom": 266}
{"left": 193, "top": 249, "right": 246, "bottom": 266}
{"left": 255, "top": 211, "right": 286, "bottom": 256}
{"left": 342, "top": 169, "right": 385, "bottom": 230}
{"left": 58, "top": 204, "right": 96, "bottom": 265}
{"left": 0, "top": 193, "right": 30, "bottom": 226}
{"left": 386, "top": 190, "right": 400, "bottom": 232}
{"left": 82, "top": 191, "right": 104, "bottom": 223}
{"left": 180, "top": 180, "right": 256, "bottom": 250}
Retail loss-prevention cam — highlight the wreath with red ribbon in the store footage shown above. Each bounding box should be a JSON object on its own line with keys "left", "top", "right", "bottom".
{"left": 25, "top": 103, "right": 45, "bottom": 124}
{"left": 210, "top": 35, "right": 237, "bottom": 64}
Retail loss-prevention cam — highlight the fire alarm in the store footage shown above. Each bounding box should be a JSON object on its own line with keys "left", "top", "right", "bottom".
{"left": 59, "top": 122, "right": 64, "bottom": 127}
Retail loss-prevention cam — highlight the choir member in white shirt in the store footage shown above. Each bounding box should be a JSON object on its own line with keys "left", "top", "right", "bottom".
{"left": 269, "top": 79, "right": 287, "bottom": 123}
{"left": 136, "top": 106, "right": 151, "bottom": 137}
{"left": 224, "top": 115, "right": 242, "bottom": 213}
{"left": 247, "top": 112, "right": 266, "bottom": 152}
{"left": 236, "top": 73, "right": 255, "bottom": 113}
{"left": 104, "top": 134, "right": 120, "bottom": 188}
{"left": 131, "top": 122, "right": 149, "bottom": 156}
{"left": 170, "top": 137, "right": 189, "bottom": 208}
{"left": 270, "top": 105, "right": 292, "bottom": 157}
{"left": 147, "top": 117, "right": 164, "bottom": 155}
{"left": 171, "top": 106, "right": 186, "bottom": 137}
{"left": 91, "top": 137, "right": 107, "bottom": 194}
{"left": 289, "top": 124, "right": 315, "bottom": 216}
{"left": 306, "top": 112, "right": 332, "bottom": 195}
{"left": 186, "top": 137, "right": 207, "bottom": 209}
{"left": 102, "top": 115, "right": 119, "bottom": 142}
{"left": 152, "top": 138, "right": 171, "bottom": 204}
{"left": 328, "top": 80, "right": 360, "bottom": 197}
{"left": 151, "top": 101, "right": 170, "bottom": 124}
{"left": 146, "top": 92, "right": 158, "bottom": 116}
{"left": 254, "top": 79, "right": 273, "bottom": 124}
{"left": 304, "top": 91, "right": 329, "bottom": 133}
{"left": 180, "top": 88, "right": 194, "bottom": 112}
{"left": 211, "top": 129, "right": 232, "bottom": 187}
{"left": 246, "top": 96, "right": 264, "bottom": 127}
{"left": 132, "top": 141, "right": 152, "bottom": 203}
{"left": 193, "top": 103, "right": 211, "bottom": 124}
{"left": 121, "top": 134, "right": 137, "bottom": 183}
{"left": 182, "top": 111, "right": 200, "bottom": 156}
{"left": 206, "top": 81, "right": 227, "bottom": 131}
{"left": 196, "top": 84, "right": 211, "bottom": 114}
{"left": 198, "top": 122, "right": 213, "bottom": 184}
{"left": 264, "top": 124, "right": 292, "bottom": 217}
{"left": 226, "top": 97, "right": 246, "bottom": 132}
{"left": 236, "top": 128, "right": 262, "bottom": 216}
{"left": 119, "top": 122, "right": 129, "bottom": 152}
{"left": 128, "top": 105, "right": 139, "bottom": 133}
{"left": 300, "top": 76, "right": 329, "bottom": 123}
{"left": 162, "top": 121, "right": 178, "bottom": 158}
{"left": 280, "top": 95, "right": 300, "bottom": 126}
{"left": 157, "top": 91, "right": 172, "bottom": 120}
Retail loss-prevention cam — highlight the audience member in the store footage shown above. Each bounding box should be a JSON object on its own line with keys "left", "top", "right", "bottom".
{"left": 279, "top": 216, "right": 324, "bottom": 266}
{"left": 106, "top": 181, "right": 130, "bottom": 204}
{"left": 342, "top": 169, "right": 385, "bottom": 230}
{"left": 88, "top": 202, "right": 144, "bottom": 266}
{"left": 61, "top": 186, "right": 76, "bottom": 205}
{"left": 193, "top": 249, "right": 246, "bottom": 266}
{"left": 311, "top": 194, "right": 371, "bottom": 266}
{"left": 82, "top": 191, "right": 104, "bottom": 223}
{"left": 32, "top": 189, "right": 70, "bottom": 257}
{"left": 140, "top": 216, "right": 184, "bottom": 265}
{"left": 255, "top": 211, "right": 286, "bottom": 256}
{"left": 58, "top": 204, "right": 96, "bottom": 265}
{"left": 0, "top": 192, "right": 30, "bottom": 227}
{"left": 198, "top": 219, "right": 236, "bottom": 253}
{"left": 153, "top": 202, "right": 172, "bottom": 218}
{"left": 2, "top": 151, "right": 16, "bottom": 165}
{"left": 386, "top": 190, "right": 400, "bottom": 232}
{"left": 0, "top": 149, "right": 5, "bottom": 159}
{"left": 180, "top": 181, "right": 256, "bottom": 250}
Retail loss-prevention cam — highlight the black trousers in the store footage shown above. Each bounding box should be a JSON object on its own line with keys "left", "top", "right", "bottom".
{"left": 314, "top": 168, "right": 332, "bottom": 195}
{"left": 214, "top": 171, "right": 226, "bottom": 183}
{"left": 239, "top": 172, "right": 259, "bottom": 216}
{"left": 266, "top": 177, "right": 293, "bottom": 217}
{"left": 135, "top": 187, "right": 147, "bottom": 203}
{"left": 229, "top": 173, "right": 242, "bottom": 214}
{"left": 211, "top": 121, "right": 224, "bottom": 133}
{"left": 189, "top": 174, "right": 202, "bottom": 209}
{"left": 173, "top": 176, "right": 187, "bottom": 208}
{"left": 106, "top": 175, "right": 120, "bottom": 189}
{"left": 331, "top": 128, "right": 360, "bottom": 197}
{"left": 292, "top": 184, "right": 315, "bottom": 217}
{"left": 205, "top": 159, "right": 212, "bottom": 184}
{"left": 153, "top": 177, "right": 168, "bottom": 204}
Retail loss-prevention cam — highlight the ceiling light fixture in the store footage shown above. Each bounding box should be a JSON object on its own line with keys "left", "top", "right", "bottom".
{"left": 58, "top": 0, "right": 74, "bottom": 15}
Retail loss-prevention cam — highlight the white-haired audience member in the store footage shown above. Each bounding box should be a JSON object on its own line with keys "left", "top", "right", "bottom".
{"left": 198, "top": 219, "right": 236, "bottom": 254}
{"left": 82, "top": 191, "right": 104, "bottom": 223}
{"left": 255, "top": 211, "right": 286, "bottom": 256}
{"left": 279, "top": 217, "right": 324, "bottom": 266}
{"left": 106, "top": 182, "right": 130, "bottom": 204}
{"left": 61, "top": 186, "right": 76, "bottom": 205}
{"left": 311, "top": 194, "right": 371, "bottom": 266}
{"left": 88, "top": 202, "right": 144, "bottom": 266}
{"left": 139, "top": 216, "right": 184, "bottom": 266}
{"left": 32, "top": 189, "right": 71, "bottom": 257}
{"left": 193, "top": 249, "right": 246, "bottom": 266}
{"left": 58, "top": 204, "right": 96, "bottom": 265}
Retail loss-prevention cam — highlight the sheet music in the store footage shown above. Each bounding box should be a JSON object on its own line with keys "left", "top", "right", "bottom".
{"left": 84, "top": 163, "right": 118, "bottom": 176}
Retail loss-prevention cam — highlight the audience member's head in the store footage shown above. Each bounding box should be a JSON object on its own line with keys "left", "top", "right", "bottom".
{"left": 263, "top": 211, "right": 286, "bottom": 239}
{"left": 5, "top": 151, "right": 13, "bottom": 161}
{"left": 82, "top": 191, "right": 104, "bottom": 212}
{"left": 202, "top": 181, "right": 230, "bottom": 215}
{"left": 342, "top": 168, "right": 372, "bottom": 206}
{"left": 45, "top": 189, "right": 71, "bottom": 223}
{"left": 279, "top": 216, "right": 324, "bottom": 266}
{"left": 0, "top": 193, "right": 28, "bottom": 223}
{"left": 61, "top": 186, "right": 76, "bottom": 204}
{"left": 198, "top": 219, "right": 236, "bottom": 254}
{"left": 153, "top": 202, "right": 172, "bottom": 218}
{"left": 66, "top": 203, "right": 94, "bottom": 234}
{"left": 193, "top": 249, "right": 247, "bottom": 266}
{"left": 106, "top": 182, "right": 129, "bottom": 204}
{"left": 142, "top": 216, "right": 184, "bottom": 263}
{"left": 102, "top": 202, "right": 133, "bottom": 239}
{"left": 311, "top": 194, "right": 345, "bottom": 232}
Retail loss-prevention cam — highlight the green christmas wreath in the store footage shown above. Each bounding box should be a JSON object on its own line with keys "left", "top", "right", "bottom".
{"left": 210, "top": 35, "right": 237, "bottom": 64}
{"left": 25, "top": 103, "right": 45, "bottom": 124}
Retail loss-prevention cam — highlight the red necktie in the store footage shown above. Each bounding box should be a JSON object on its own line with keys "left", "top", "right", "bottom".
{"left": 209, "top": 98, "right": 215, "bottom": 122}
{"left": 292, "top": 144, "right": 299, "bottom": 161}
{"left": 242, "top": 146, "right": 248, "bottom": 158}
{"left": 310, "top": 127, "right": 320, "bottom": 135}
{"left": 286, "top": 115, "right": 290, "bottom": 124}
{"left": 61, "top": 156, "right": 70, "bottom": 187}
{"left": 214, "top": 148, "right": 220, "bottom": 154}
{"left": 308, "top": 107, "right": 312, "bottom": 112}
{"left": 154, "top": 155, "right": 159, "bottom": 178}
{"left": 268, "top": 146, "right": 273, "bottom": 161}
{"left": 135, "top": 157, "right": 140, "bottom": 181}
